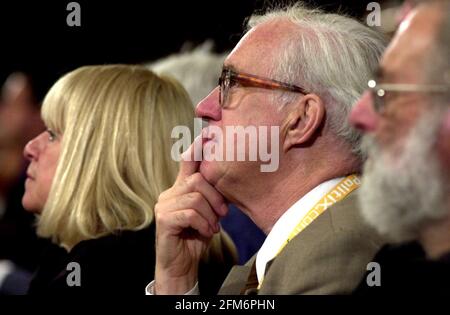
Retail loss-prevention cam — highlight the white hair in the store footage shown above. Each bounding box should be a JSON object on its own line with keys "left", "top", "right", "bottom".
{"left": 248, "top": 3, "right": 388, "bottom": 157}
{"left": 147, "top": 41, "right": 227, "bottom": 105}
{"left": 359, "top": 106, "right": 449, "bottom": 243}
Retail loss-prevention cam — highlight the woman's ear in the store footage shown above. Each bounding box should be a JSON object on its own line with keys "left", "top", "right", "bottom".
{"left": 282, "top": 94, "right": 325, "bottom": 152}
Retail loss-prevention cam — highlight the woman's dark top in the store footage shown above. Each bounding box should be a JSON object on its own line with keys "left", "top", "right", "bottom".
{"left": 28, "top": 225, "right": 156, "bottom": 295}
{"left": 28, "top": 223, "right": 236, "bottom": 295}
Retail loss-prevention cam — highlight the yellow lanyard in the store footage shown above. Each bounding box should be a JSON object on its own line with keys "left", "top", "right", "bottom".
{"left": 258, "top": 174, "right": 361, "bottom": 289}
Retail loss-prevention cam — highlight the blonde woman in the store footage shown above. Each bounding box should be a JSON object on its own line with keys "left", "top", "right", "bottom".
{"left": 23, "top": 65, "right": 236, "bottom": 294}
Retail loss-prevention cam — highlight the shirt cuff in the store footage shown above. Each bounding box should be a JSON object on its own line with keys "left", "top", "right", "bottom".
{"left": 145, "top": 280, "right": 200, "bottom": 295}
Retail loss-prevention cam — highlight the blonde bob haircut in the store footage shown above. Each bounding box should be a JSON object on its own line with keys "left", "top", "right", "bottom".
{"left": 38, "top": 65, "right": 195, "bottom": 250}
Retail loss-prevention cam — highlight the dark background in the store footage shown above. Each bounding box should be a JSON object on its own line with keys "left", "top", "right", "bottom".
{"left": 0, "top": 0, "right": 370, "bottom": 101}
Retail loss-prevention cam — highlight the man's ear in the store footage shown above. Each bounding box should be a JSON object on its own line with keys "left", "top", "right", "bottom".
{"left": 282, "top": 94, "right": 325, "bottom": 152}
{"left": 437, "top": 109, "right": 450, "bottom": 171}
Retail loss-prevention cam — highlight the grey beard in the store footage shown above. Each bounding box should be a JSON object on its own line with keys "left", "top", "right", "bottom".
{"left": 358, "top": 109, "right": 448, "bottom": 243}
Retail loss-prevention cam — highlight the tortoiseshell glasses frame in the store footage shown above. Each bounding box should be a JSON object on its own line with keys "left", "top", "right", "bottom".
{"left": 218, "top": 67, "right": 309, "bottom": 107}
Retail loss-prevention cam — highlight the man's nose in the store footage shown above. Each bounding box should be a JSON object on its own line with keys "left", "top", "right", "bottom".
{"left": 349, "top": 91, "right": 380, "bottom": 133}
{"left": 195, "top": 87, "right": 222, "bottom": 121}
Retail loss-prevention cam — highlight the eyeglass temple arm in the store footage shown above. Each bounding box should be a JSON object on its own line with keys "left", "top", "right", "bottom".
{"left": 375, "top": 83, "right": 449, "bottom": 92}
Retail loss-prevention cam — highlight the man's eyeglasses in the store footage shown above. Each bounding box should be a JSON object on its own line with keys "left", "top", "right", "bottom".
{"left": 367, "top": 79, "right": 449, "bottom": 113}
{"left": 218, "top": 68, "right": 309, "bottom": 107}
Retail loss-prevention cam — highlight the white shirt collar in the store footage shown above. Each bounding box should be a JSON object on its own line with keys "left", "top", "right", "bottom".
{"left": 255, "top": 177, "right": 345, "bottom": 284}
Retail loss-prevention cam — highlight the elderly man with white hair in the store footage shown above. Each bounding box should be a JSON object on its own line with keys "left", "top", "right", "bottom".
{"left": 149, "top": 3, "right": 388, "bottom": 295}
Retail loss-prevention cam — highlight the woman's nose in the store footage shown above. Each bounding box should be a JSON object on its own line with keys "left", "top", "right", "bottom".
{"left": 23, "top": 133, "right": 42, "bottom": 161}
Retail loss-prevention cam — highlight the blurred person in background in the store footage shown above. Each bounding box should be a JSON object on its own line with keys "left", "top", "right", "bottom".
{"left": 0, "top": 72, "right": 47, "bottom": 295}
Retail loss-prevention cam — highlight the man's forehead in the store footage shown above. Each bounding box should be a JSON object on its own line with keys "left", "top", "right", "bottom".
{"left": 380, "top": 4, "right": 442, "bottom": 83}
{"left": 223, "top": 19, "right": 296, "bottom": 75}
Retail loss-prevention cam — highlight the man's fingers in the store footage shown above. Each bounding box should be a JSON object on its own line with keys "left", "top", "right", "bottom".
{"left": 159, "top": 172, "right": 228, "bottom": 217}
{"left": 184, "top": 173, "right": 228, "bottom": 217}
{"left": 176, "top": 209, "right": 215, "bottom": 238}
{"left": 155, "top": 193, "right": 220, "bottom": 232}
{"left": 157, "top": 208, "right": 215, "bottom": 239}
